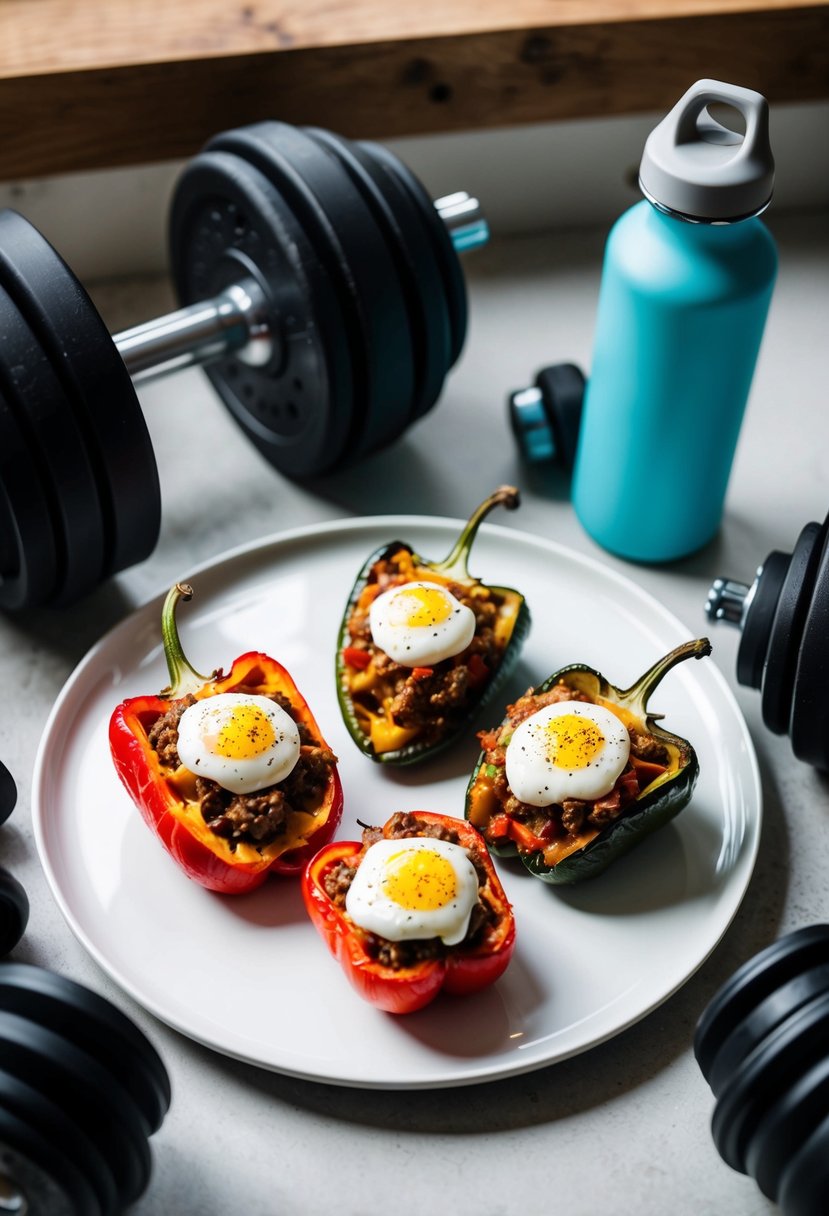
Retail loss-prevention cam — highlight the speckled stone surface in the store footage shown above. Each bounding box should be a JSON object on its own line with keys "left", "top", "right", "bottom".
{"left": 2, "top": 211, "right": 827, "bottom": 1215}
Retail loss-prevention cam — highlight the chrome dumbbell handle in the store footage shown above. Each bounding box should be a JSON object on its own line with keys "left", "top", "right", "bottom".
{"left": 116, "top": 195, "right": 486, "bottom": 387}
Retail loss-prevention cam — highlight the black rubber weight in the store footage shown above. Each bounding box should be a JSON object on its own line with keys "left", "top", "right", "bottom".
{"left": 789, "top": 514, "right": 829, "bottom": 768}
{"left": 0, "top": 282, "right": 106, "bottom": 606}
{"left": 0, "top": 1013, "right": 152, "bottom": 1205}
{"left": 0, "top": 1101, "right": 102, "bottom": 1216}
{"left": 694, "top": 924, "right": 829, "bottom": 1082}
{"left": 0, "top": 1067, "right": 117, "bottom": 1216}
{"left": 0, "top": 870, "right": 29, "bottom": 956}
{"left": 362, "top": 141, "right": 468, "bottom": 367}
{"left": 736, "top": 550, "right": 789, "bottom": 691}
{"left": 746, "top": 1051, "right": 829, "bottom": 1202}
{"left": 305, "top": 128, "right": 447, "bottom": 428}
{"left": 711, "top": 989, "right": 829, "bottom": 1174}
{"left": 0, "top": 964, "right": 170, "bottom": 1134}
{"left": 777, "top": 1111, "right": 829, "bottom": 1216}
{"left": 170, "top": 147, "right": 356, "bottom": 477}
{"left": 0, "top": 209, "right": 160, "bottom": 581}
{"left": 210, "top": 122, "right": 412, "bottom": 460}
{"left": 0, "top": 758, "right": 16, "bottom": 824}
{"left": 760, "top": 519, "right": 826, "bottom": 734}
{"left": 0, "top": 387, "right": 59, "bottom": 610}
{"left": 706, "top": 960, "right": 829, "bottom": 1097}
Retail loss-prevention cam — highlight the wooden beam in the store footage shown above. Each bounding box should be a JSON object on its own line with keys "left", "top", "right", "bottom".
{"left": 0, "top": 2, "right": 827, "bottom": 179}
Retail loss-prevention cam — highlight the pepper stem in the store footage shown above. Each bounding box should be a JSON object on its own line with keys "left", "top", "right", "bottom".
{"left": 429, "top": 486, "right": 521, "bottom": 582}
{"left": 159, "top": 583, "right": 209, "bottom": 699}
{"left": 616, "top": 637, "right": 712, "bottom": 718}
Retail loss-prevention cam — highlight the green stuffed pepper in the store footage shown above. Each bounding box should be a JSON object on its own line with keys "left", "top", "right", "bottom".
{"left": 337, "top": 487, "right": 531, "bottom": 765}
{"left": 465, "top": 637, "right": 712, "bottom": 883}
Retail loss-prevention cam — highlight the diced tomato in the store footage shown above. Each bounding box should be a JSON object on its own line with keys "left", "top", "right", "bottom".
{"left": 411, "top": 666, "right": 434, "bottom": 681}
{"left": 342, "top": 647, "right": 371, "bottom": 670}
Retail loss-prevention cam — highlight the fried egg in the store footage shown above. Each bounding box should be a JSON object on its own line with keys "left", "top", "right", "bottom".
{"left": 345, "top": 836, "right": 479, "bottom": 945}
{"left": 176, "top": 692, "right": 301, "bottom": 795}
{"left": 505, "top": 700, "right": 630, "bottom": 806}
{"left": 369, "top": 581, "right": 476, "bottom": 667}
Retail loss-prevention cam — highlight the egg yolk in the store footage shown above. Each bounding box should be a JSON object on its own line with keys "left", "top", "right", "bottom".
{"left": 382, "top": 848, "right": 458, "bottom": 911}
{"left": 206, "top": 704, "right": 277, "bottom": 761}
{"left": 545, "top": 713, "right": 605, "bottom": 770}
{"left": 397, "top": 585, "right": 453, "bottom": 628}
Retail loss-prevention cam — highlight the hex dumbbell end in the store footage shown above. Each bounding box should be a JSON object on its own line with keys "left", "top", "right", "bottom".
{"left": 705, "top": 512, "right": 829, "bottom": 767}
{"left": 509, "top": 363, "right": 585, "bottom": 469}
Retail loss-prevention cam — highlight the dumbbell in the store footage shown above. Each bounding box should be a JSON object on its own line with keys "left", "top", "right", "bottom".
{"left": 695, "top": 925, "right": 829, "bottom": 1216}
{"left": 0, "top": 122, "right": 488, "bottom": 613}
{"left": 705, "top": 511, "right": 829, "bottom": 769}
{"left": 0, "top": 759, "right": 171, "bottom": 1214}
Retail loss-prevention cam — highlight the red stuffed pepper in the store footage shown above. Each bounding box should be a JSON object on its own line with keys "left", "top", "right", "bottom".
{"left": 302, "top": 811, "right": 515, "bottom": 1014}
{"left": 110, "top": 583, "right": 343, "bottom": 894}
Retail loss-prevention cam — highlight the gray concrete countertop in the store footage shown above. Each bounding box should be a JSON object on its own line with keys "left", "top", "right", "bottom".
{"left": 2, "top": 208, "right": 827, "bottom": 1215}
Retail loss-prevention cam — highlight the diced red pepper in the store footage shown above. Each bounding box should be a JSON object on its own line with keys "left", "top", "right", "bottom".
{"left": 410, "top": 666, "right": 434, "bottom": 681}
{"left": 342, "top": 646, "right": 371, "bottom": 671}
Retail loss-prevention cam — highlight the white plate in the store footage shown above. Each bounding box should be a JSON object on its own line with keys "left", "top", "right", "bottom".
{"left": 32, "top": 518, "right": 760, "bottom": 1089}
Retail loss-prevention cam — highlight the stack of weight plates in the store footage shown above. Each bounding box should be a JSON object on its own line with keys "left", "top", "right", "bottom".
{"left": 0, "top": 964, "right": 170, "bottom": 1216}
{"left": 695, "top": 925, "right": 829, "bottom": 1216}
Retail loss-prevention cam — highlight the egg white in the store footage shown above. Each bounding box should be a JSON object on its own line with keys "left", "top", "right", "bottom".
{"left": 345, "top": 837, "right": 479, "bottom": 946}
{"left": 368, "top": 580, "right": 476, "bottom": 667}
{"left": 176, "top": 692, "right": 301, "bottom": 796}
{"left": 505, "top": 700, "right": 631, "bottom": 807}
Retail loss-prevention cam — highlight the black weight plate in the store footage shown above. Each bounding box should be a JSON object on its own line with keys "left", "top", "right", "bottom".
{"left": 0, "top": 871, "right": 29, "bottom": 956}
{"left": 761, "top": 519, "right": 826, "bottom": 734}
{"left": 0, "top": 1013, "right": 151, "bottom": 1205}
{"left": 306, "top": 128, "right": 448, "bottom": 427}
{"left": 711, "top": 988, "right": 829, "bottom": 1173}
{"left": 170, "top": 149, "right": 355, "bottom": 477}
{"left": 0, "top": 210, "right": 159, "bottom": 580}
{"left": 746, "top": 1052, "right": 829, "bottom": 1201}
{"left": 777, "top": 1111, "right": 829, "bottom": 1216}
{"left": 0, "top": 384, "right": 59, "bottom": 610}
{"left": 0, "top": 1103, "right": 101, "bottom": 1216}
{"left": 211, "top": 123, "right": 412, "bottom": 460}
{"left": 695, "top": 924, "right": 829, "bottom": 1082}
{"left": 0, "top": 284, "right": 106, "bottom": 605}
{"left": 0, "top": 1067, "right": 116, "bottom": 1216}
{"left": 0, "top": 759, "right": 16, "bottom": 824}
{"left": 789, "top": 513, "right": 829, "bottom": 768}
{"left": 707, "top": 960, "right": 829, "bottom": 1096}
{"left": 0, "top": 965, "right": 169, "bottom": 1134}
{"left": 363, "top": 142, "right": 468, "bottom": 367}
{"left": 736, "top": 551, "right": 789, "bottom": 691}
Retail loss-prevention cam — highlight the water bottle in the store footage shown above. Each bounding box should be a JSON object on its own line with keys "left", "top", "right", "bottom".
{"left": 571, "top": 79, "right": 777, "bottom": 563}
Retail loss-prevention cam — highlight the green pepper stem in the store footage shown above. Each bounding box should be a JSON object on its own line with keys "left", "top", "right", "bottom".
{"left": 617, "top": 637, "right": 712, "bottom": 718}
{"left": 429, "top": 486, "right": 520, "bottom": 582}
{"left": 159, "top": 583, "right": 209, "bottom": 699}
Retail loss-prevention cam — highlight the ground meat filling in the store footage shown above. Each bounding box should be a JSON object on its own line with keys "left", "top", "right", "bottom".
{"left": 477, "top": 682, "right": 670, "bottom": 845}
{"left": 322, "top": 812, "right": 498, "bottom": 971}
{"left": 343, "top": 551, "right": 508, "bottom": 745}
{"left": 147, "top": 690, "right": 336, "bottom": 851}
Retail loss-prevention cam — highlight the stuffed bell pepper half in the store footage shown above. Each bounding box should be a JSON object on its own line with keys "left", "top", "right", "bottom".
{"left": 110, "top": 583, "right": 343, "bottom": 893}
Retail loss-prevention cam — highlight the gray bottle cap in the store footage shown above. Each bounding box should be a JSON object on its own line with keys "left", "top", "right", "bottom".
{"left": 639, "top": 79, "right": 774, "bottom": 223}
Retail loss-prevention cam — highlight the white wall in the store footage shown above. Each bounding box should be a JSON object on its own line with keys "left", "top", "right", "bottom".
{"left": 1, "top": 101, "right": 827, "bottom": 282}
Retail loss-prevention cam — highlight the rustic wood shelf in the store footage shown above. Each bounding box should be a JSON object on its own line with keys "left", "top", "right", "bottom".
{"left": 1, "top": 1, "right": 827, "bottom": 180}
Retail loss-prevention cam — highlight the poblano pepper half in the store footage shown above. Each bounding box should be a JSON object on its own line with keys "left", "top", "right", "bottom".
{"left": 336, "top": 487, "right": 531, "bottom": 765}
{"left": 465, "top": 638, "right": 712, "bottom": 883}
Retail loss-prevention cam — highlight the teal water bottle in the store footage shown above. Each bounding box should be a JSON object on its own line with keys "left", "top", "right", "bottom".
{"left": 571, "top": 80, "right": 777, "bottom": 562}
